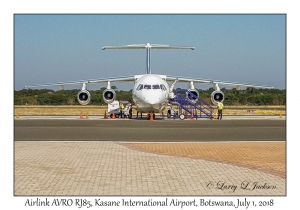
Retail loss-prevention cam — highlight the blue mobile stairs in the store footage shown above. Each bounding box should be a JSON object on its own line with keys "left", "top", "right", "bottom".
{"left": 168, "top": 89, "right": 214, "bottom": 119}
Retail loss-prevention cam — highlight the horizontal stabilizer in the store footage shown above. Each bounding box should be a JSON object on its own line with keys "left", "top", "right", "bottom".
{"left": 102, "top": 43, "right": 194, "bottom": 50}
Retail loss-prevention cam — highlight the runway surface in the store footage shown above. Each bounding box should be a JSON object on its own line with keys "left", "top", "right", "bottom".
{"left": 14, "top": 117, "right": 286, "bottom": 142}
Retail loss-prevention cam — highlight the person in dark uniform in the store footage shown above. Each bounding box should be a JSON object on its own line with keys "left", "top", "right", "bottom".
{"left": 136, "top": 111, "right": 142, "bottom": 118}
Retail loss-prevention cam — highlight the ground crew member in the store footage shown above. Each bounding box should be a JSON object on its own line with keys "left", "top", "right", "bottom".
{"left": 136, "top": 111, "right": 142, "bottom": 118}
{"left": 128, "top": 104, "right": 133, "bottom": 119}
{"left": 120, "top": 102, "right": 125, "bottom": 118}
{"left": 217, "top": 101, "right": 224, "bottom": 120}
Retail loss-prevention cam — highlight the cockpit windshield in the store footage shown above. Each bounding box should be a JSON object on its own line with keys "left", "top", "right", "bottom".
{"left": 137, "top": 84, "right": 143, "bottom": 90}
{"left": 144, "top": 84, "right": 151, "bottom": 89}
{"left": 136, "top": 84, "right": 167, "bottom": 91}
{"left": 160, "top": 84, "right": 167, "bottom": 91}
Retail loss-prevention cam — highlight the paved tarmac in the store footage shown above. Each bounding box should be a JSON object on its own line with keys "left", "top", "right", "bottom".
{"left": 14, "top": 116, "right": 286, "bottom": 141}
{"left": 14, "top": 116, "right": 286, "bottom": 196}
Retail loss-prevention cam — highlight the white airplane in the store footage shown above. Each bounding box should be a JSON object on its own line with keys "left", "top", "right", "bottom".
{"left": 25, "top": 43, "right": 274, "bottom": 119}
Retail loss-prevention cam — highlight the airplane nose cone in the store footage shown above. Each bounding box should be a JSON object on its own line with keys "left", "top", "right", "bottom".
{"left": 144, "top": 97, "right": 161, "bottom": 105}
{"left": 142, "top": 92, "right": 164, "bottom": 105}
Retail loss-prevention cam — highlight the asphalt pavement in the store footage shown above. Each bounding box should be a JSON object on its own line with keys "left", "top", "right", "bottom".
{"left": 14, "top": 117, "right": 286, "bottom": 142}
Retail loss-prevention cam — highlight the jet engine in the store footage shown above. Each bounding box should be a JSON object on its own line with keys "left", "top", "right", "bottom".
{"left": 186, "top": 81, "right": 199, "bottom": 101}
{"left": 77, "top": 90, "right": 91, "bottom": 105}
{"left": 211, "top": 90, "right": 224, "bottom": 105}
{"left": 103, "top": 89, "right": 116, "bottom": 104}
{"left": 187, "top": 89, "right": 199, "bottom": 101}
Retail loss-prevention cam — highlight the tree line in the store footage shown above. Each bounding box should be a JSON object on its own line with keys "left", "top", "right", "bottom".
{"left": 14, "top": 87, "right": 286, "bottom": 106}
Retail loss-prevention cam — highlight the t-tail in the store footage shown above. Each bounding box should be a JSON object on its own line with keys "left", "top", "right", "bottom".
{"left": 102, "top": 43, "right": 194, "bottom": 74}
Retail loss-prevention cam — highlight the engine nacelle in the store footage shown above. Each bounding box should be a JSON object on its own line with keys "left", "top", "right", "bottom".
{"left": 103, "top": 89, "right": 116, "bottom": 104}
{"left": 77, "top": 90, "right": 91, "bottom": 105}
{"left": 211, "top": 90, "right": 225, "bottom": 105}
{"left": 187, "top": 89, "right": 199, "bottom": 101}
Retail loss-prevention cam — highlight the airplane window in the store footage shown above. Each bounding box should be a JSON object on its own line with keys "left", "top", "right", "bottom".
{"left": 144, "top": 84, "right": 151, "bottom": 89}
{"left": 160, "top": 84, "right": 167, "bottom": 91}
{"left": 152, "top": 85, "right": 160, "bottom": 89}
{"left": 137, "top": 84, "right": 143, "bottom": 90}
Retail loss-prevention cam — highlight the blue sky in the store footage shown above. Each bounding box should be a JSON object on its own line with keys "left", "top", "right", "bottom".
{"left": 14, "top": 14, "right": 286, "bottom": 90}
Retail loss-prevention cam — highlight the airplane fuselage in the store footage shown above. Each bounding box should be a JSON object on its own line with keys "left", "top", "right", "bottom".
{"left": 132, "top": 74, "right": 170, "bottom": 113}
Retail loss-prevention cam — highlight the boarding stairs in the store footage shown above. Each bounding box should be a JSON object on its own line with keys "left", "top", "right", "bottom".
{"left": 169, "top": 89, "right": 214, "bottom": 119}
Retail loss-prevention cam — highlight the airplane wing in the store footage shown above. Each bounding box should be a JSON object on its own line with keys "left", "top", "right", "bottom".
{"left": 88, "top": 75, "right": 136, "bottom": 84}
{"left": 165, "top": 76, "right": 274, "bottom": 89}
{"left": 24, "top": 80, "right": 90, "bottom": 89}
{"left": 25, "top": 76, "right": 136, "bottom": 89}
